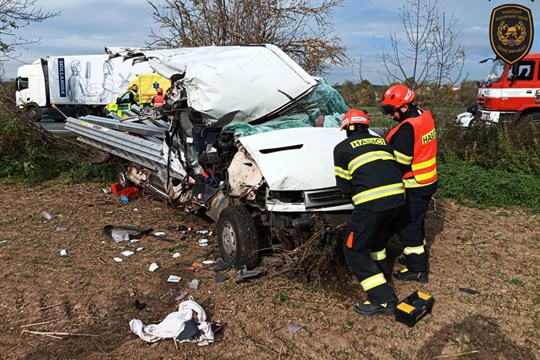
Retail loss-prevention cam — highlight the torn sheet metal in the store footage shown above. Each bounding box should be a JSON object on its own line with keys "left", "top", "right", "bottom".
{"left": 226, "top": 147, "right": 264, "bottom": 198}
{"left": 105, "top": 45, "right": 317, "bottom": 127}
{"left": 238, "top": 127, "right": 346, "bottom": 191}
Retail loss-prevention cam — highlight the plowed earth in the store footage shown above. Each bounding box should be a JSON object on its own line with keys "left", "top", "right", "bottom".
{"left": 0, "top": 182, "right": 538, "bottom": 359}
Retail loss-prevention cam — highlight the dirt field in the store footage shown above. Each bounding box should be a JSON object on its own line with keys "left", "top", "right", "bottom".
{"left": 0, "top": 182, "right": 538, "bottom": 359}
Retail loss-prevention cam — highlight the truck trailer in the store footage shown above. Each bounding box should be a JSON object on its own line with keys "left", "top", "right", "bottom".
{"left": 15, "top": 54, "right": 152, "bottom": 121}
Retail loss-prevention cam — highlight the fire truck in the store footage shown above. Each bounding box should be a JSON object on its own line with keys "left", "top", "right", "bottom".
{"left": 457, "top": 53, "right": 540, "bottom": 127}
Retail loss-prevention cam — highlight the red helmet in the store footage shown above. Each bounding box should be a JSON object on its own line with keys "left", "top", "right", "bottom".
{"left": 380, "top": 84, "right": 415, "bottom": 115}
{"left": 340, "top": 109, "right": 370, "bottom": 130}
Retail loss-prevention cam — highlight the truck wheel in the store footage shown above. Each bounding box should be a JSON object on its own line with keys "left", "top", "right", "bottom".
{"left": 73, "top": 106, "right": 89, "bottom": 119}
{"left": 217, "top": 205, "right": 260, "bottom": 269}
{"left": 27, "top": 105, "right": 41, "bottom": 122}
{"left": 115, "top": 160, "right": 133, "bottom": 188}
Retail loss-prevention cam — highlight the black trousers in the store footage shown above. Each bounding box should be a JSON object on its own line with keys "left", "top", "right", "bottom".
{"left": 343, "top": 206, "right": 400, "bottom": 304}
{"left": 381, "top": 193, "right": 432, "bottom": 272}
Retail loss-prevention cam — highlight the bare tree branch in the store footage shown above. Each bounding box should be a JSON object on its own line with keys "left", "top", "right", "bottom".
{"left": 0, "top": 0, "right": 59, "bottom": 59}
{"left": 146, "top": 0, "right": 350, "bottom": 75}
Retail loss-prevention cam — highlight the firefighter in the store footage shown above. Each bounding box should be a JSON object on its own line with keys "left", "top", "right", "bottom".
{"left": 151, "top": 88, "right": 165, "bottom": 107}
{"left": 333, "top": 109, "right": 405, "bottom": 316}
{"left": 379, "top": 84, "right": 438, "bottom": 283}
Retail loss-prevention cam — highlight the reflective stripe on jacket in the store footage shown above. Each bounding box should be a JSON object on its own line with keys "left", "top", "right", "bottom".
{"left": 334, "top": 130, "right": 405, "bottom": 212}
{"left": 385, "top": 110, "right": 438, "bottom": 188}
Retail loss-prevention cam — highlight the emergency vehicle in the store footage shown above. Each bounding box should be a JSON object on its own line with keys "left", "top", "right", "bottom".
{"left": 458, "top": 53, "right": 540, "bottom": 126}
{"left": 105, "top": 73, "right": 170, "bottom": 118}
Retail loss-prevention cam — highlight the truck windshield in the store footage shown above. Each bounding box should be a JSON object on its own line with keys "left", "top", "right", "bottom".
{"left": 484, "top": 59, "right": 506, "bottom": 84}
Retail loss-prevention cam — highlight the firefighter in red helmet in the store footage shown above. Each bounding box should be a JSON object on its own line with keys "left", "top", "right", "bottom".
{"left": 380, "top": 84, "right": 438, "bottom": 283}
{"left": 333, "top": 109, "right": 405, "bottom": 316}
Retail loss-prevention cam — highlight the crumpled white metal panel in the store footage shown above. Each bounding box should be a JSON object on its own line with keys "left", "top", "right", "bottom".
{"left": 238, "top": 127, "right": 346, "bottom": 191}
{"left": 105, "top": 45, "right": 317, "bottom": 128}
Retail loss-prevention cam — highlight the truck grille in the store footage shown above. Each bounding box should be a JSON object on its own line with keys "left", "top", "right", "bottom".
{"left": 305, "top": 188, "right": 350, "bottom": 209}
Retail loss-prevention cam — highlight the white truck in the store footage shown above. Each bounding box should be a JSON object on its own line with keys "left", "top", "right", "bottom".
{"left": 15, "top": 54, "right": 152, "bottom": 121}
{"left": 65, "top": 45, "right": 355, "bottom": 269}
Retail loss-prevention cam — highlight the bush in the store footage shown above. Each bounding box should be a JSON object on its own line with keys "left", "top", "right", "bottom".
{"left": 0, "top": 86, "right": 115, "bottom": 185}
{"left": 437, "top": 152, "right": 540, "bottom": 213}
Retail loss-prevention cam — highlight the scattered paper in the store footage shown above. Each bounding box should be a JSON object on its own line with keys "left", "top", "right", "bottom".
{"left": 136, "top": 247, "right": 144, "bottom": 252}
{"left": 172, "top": 252, "right": 181, "bottom": 258}
{"left": 0, "top": 240, "right": 8, "bottom": 245}
{"left": 167, "top": 275, "right": 181, "bottom": 283}
{"left": 113, "top": 257, "right": 123, "bottom": 263}
{"left": 202, "top": 260, "right": 214, "bottom": 265}
{"left": 60, "top": 249, "right": 67, "bottom": 256}
{"left": 149, "top": 262, "right": 159, "bottom": 272}
{"left": 121, "top": 250, "right": 135, "bottom": 257}
{"left": 56, "top": 227, "right": 67, "bottom": 232}
{"left": 153, "top": 231, "right": 166, "bottom": 237}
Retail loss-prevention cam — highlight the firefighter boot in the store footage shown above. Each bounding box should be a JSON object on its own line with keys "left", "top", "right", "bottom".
{"left": 393, "top": 268, "right": 428, "bottom": 283}
{"left": 353, "top": 300, "right": 396, "bottom": 316}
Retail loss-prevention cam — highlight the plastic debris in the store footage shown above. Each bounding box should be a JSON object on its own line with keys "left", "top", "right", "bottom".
{"left": 235, "top": 266, "right": 262, "bottom": 283}
{"left": 459, "top": 287, "right": 481, "bottom": 295}
{"left": 196, "top": 230, "right": 209, "bottom": 235}
{"left": 112, "top": 230, "right": 130, "bottom": 242}
{"left": 172, "top": 252, "right": 181, "bottom": 258}
{"left": 136, "top": 247, "right": 144, "bottom": 252}
{"left": 153, "top": 231, "right": 166, "bottom": 237}
{"left": 56, "top": 227, "right": 67, "bottom": 232}
{"left": 0, "top": 240, "right": 7, "bottom": 245}
{"left": 212, "top": 262, "right": 231, "bottom": 272}
{"left": 130, "top": 239, "right": 140, "bottom": 243}
{"left": 175, "top": 291, "right": 188, "bottom": 301}
{"left": 60, "top": 249, "right": 67, "bottom": 256}
{"left": 215, "top": 273, "right": 229, "bottom": 283}
{"left": 284, "top": 323, "right": 302, "bottom": 332}
{"left": 198, "top": 239, "right": 209, "bottom": 246}
{"left": 149, "top": 262, "right": 159, "bottom": 272}
{"left": 102, "top": 187, "right": 112, "bottom": 194}
{"left": 135, "top": 299, "right": 147, "bottom": 310}
{"left": 122, "top": 250, "right": 135, "bottom": 257}
{"left": 167, "top": 275, "right": 182, "bottom": 283}
{"left": 188, "top": 279, "right": 200, "bottom": 289}
{"left": 42, "top": 211, "right": 53, "bottom": 221}
{"left": 202, "top": 260, "right": 214, "bottom": 265}
{"left": 113, "top": 257, "right": 123, "bottom": 262}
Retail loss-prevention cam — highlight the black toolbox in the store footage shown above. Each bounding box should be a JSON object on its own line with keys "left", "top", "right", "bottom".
{"left": 395, "top": 290, "right": 435, "bottom": 327}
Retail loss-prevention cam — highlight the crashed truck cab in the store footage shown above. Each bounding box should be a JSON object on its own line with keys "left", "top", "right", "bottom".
{"left": 65, "top": 45, "right": 353, "bottom": 269}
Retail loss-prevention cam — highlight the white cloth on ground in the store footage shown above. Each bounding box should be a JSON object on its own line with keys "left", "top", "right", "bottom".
{"left": 129, "top": 299, "right": 214, "bottom": 343}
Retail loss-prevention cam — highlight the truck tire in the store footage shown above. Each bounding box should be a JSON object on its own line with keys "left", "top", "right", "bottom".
{"left": 115, "top": 160, "right": 133, "bottom": 188}
{"left": 27, "top": 105, "right": 41, "bottom": 122}
{"left": 217, "top": 205, "right": 260, "bottom": 269}
{"left": 73, "top": 106, "right": 89, "bottom": 119}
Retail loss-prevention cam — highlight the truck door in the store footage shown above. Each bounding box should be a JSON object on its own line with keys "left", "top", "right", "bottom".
{"left": 15, "top": 64, "right": 47, "bottom": 107}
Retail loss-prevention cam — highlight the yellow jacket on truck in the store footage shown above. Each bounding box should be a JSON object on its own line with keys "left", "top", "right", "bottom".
{"left": 106, "top": 73, "right": 170, "bottom": 118}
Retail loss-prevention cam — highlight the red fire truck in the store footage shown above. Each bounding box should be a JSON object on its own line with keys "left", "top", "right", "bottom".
{"left": 457, "top": 53, "right": 540, "bottom": 127}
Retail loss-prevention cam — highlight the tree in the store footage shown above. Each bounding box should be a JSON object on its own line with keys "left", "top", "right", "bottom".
{"left": 146, "top": 0, "right": 350, "bottom": 75}
{"left": 0, "top": 0, "right": 59, "bottom": 59}
{"left": 379, "top": 0, "right": 466, "bottom": 98}
{"left": 357, "top": 80, "right": 376, "bottom": 107}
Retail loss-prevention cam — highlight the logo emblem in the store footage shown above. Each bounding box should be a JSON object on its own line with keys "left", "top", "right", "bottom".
{"left": 490, "top": 4, "right": 534, "bottom": 64}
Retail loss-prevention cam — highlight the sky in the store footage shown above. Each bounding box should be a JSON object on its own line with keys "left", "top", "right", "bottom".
{"left": 3, "top": 0, "right": 539, "bottom": 85}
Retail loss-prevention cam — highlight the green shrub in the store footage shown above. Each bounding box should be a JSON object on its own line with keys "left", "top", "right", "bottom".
{"left": 0, "top": 95, "right": 114, "bottom": 185}
{"left": 438, "top": 152, "right": 540, "bottom": 213}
